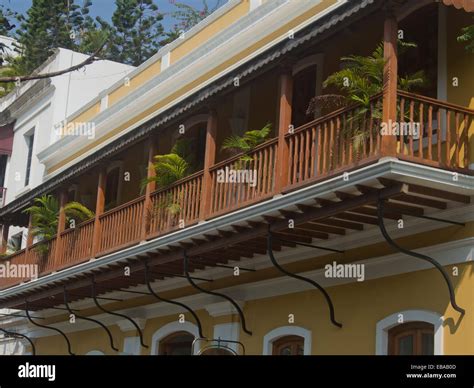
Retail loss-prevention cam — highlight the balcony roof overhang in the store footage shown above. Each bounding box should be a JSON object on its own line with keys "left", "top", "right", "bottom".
{"left": 0, "top": 159, "right": 472, "bottom": 312}
{"left": 0, "top": 0, "right": 384, "bottom": 221}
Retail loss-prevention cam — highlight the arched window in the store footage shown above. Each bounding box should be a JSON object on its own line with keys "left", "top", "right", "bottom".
{"left": 388, "top": 322, "right": 434, "bottom": 356}
{"left": 376, "top": 310, "right": 443, "bottom": 355}
{"left": 151, "top": 322, "right": 201, "bottom": 355}
{"left": 158, "top": 331, "right": 194, "bottom": 355}
{"left": 272, "top": 335, "right": 304, "bottom": 356}
{"left": 262, "top": 326, "right": 312, "bottom": 355}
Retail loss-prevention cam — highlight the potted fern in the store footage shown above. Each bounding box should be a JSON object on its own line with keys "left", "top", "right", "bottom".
{"left": 307, "top": 42, "right": 427, "bottom": 158}
{"left": 23, "top": 195, "right": 94, "bottom": 257}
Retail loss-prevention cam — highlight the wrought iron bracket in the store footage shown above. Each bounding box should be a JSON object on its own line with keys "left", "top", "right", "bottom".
{"left": 143, "top": 259, "right": 204, "bottom": 338}
{"left": 0, "top": 327, "right": 36, "bottom": 355}
{"left": 183, "top": 250, "right": 252, "bottom": 336}
{"left": 267, "top": 231, "right": 343, "bottom": 328}
{"left": 90, "top": 278, "right": 148, "bottom": 349}
{"left": 63, "top": 286, "right": 119, "bottom": 352}
{"left": 377, "top": 196, "right": 465, "bottom": 315}
{"left": 24, "top": 300, "right": 74, "bottom": 356}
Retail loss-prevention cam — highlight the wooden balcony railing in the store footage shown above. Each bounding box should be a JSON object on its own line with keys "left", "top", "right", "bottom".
{"left": 285, "top": 94, "right": 384, "bottom": 190}
{"left": 99, "top": 196, "right": 145, "bottom": 255}
{"left": 396, "top": 90, "right": 474, "bottom": 171}
{"left": 148, "top": 171, "right": 203, "bottom": 238}
{"left": 209, "top": 138, "right": 278, "bottom": 217}
{"left": 57, "top": 219, "right": 94, "bottom": 268}
{"left": 1, "top": 92, "right": 472, "bottom": 290}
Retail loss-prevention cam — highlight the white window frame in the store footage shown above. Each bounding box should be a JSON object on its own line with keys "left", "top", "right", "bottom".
{"left": 262, "top": 326, "right": 312, "bottom": 355}
{"left": 375, "top": 310, "right": 444, "bottom": 355}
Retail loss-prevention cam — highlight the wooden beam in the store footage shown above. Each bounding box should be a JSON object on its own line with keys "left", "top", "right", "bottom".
{"left": 381, "top": 12, "right": 398, "bottom": 156}
{"left": 274, "top": 68, "right": 293, "bottom": 192}
{"left": 200, "top": 109, "right": 218, "bottom": 220}
{"left": 141, "top": 136, "right": 158, "bottom": 239}
{"left": 92, "top": 167, "right": 107, "bottom": 257}
{"left": 378, "top": 178, "right": 470, "bottom": 204}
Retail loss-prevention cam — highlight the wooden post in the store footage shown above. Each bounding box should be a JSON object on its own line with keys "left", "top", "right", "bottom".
{"left": 54, "top": 189, "right": 68, "bottom": 263}
{"left": 381, "top": 12, "right": 398, "bottom": 157}
{"left": 141, "top": 137, "right": 157, "bottom": 239}
{"left": 26, "top": 214, "right": 34, "bottom": 248}
{"left": 274, "top": 68, "right": 293, "bottom": 192}
{"left": 92, "top": 167, "right": 107, "bottom": 257}
{"left": 199, "top": 109, "right": 218, "bottom": 220}
{"left": 0, "top": 222, "right": 9, "bottom": 254}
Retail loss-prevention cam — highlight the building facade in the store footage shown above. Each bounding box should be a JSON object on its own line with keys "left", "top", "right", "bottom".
{"left": 0, "top": 0, "right": 472, "bottom": 356}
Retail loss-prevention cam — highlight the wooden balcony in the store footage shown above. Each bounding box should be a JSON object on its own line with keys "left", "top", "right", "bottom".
{"left": 1, "top": 91, "right": 472, "bottom": 290}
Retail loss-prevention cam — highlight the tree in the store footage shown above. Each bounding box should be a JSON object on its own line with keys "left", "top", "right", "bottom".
{"left": 105, "top": 0, "right": 164, "bottom": 66}
{"left": 161, "top": 0, "right": 225, "bottom": 45}
{"left": 14, "top": 0, "right": 93, "bottom": 73}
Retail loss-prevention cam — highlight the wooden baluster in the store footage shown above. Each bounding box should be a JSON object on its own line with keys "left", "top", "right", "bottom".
{"left": 316, "top": 125, "right": 322, "bottom": 175}
{"left": 455, "top": 112, "right": 460, "bottom": 168}
{"left": 334, "top": 117, "right": 340, "bottom": 168}
{"left": 92, "top": 167, "right": 106, "bottom": 257}
{"left": 329, "top": 119, "right": 335, "bottom": 169}
{"left": 463, "top": 114, "right": 468, "bottom": 169}
{"left": 262, "top": 146, "right": 269, "bottom": 194}
{"left": 311, "top": 126, "right": 317, "bottom": 177}
{"left": 399, "top": 98, "right": 405, "bottom": 155}
{"left": 381, "top": 13, "right": 398, "bottom": 157}
{"left": 437, "top": 109, "right": 442, "bottom": 165}
{"left": 293, "top": 134, "right": 299, "bottom": 184}
{"left": 288, "top": 137, "right": 294, "bottom": 185}
{"left": 304, "top": 129, "right": 310, "bottom": 180}
{"left": 348, "top": 117, "right": 353, "bottom": 164}
{"left": 409, "top": 100, "right": 414, "bottom": 156}
{"left": 200, "top": 109, "right": 217, "bottom": 219}
{"left": 418, "top": 103, "right": 424, "bottom": 158}
{"left": 446, "top": 111, "right": 451, "bottom": 167}
{"left": 427, "top": 105, "right": 433, "bottom": 160}
{"left": 298, "top": 132, "right": 305, "bottom": 181}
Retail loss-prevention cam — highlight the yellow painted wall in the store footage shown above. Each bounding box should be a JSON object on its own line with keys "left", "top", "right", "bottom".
{"left": 170, "top": 0, "right": 250, "bottom": 64}
{"left": 108, "top": 60, "right": 162, "bottom": 107}
{"left": 23, "top": 222, "right": 474, "bottom": 355}
{"left": 447, "top": 8, "right": 474, "bottom": 166}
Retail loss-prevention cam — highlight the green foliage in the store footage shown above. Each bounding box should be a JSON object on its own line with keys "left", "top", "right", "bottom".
{"left": 14, "top": 0, "right": 94, "bottom": 73}
{"left": 457, "top": 19, "right": 474, "bottom": 53}
{"left": 0, "top": 66, "right": 20, "bottom": 97}
{"left": 221, "top": 123, "right": 272, "bottom": 162}
{"left": 99, "top": 0, "right": 164, "bottom": 66}
{"left": 318, "top": 42, "right": 426, "bottom": 112}
{"left": 160, "top": 0, "right": 225, "bottom": 45}
{"left": 23, "top": 195, "right": 94, "bottom": 244}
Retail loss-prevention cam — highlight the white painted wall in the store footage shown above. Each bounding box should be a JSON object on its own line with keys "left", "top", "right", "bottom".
{"left": 0, "top": 48, "right": 134, "bottom": 245}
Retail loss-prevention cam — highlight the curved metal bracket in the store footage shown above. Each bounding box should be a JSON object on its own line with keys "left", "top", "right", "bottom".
{"left": 90, "top": 278, "right": 148, "bottom": 349}
{"left": 0, "top": 328, "right": 36, "bottom": 355}
{"left": 143, "top": 259, "right": 204, "bottom": 339}
{"left": 63, "top": 287, "right": 119, "bottom": 352}
{"left": 267, "top": 232, "right": 343, "bottom": 328}
{"left": 24, "top": 300, "right": 74, "bottom": 356}
{"left": 183, "top": 251, "right": 252, "bottom": 336}
{"left": 377, "top": 197, "right": 465, "bottom": 315}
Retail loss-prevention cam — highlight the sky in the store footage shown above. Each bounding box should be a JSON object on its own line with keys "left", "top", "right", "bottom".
{"left": 0, "top": 0, "right": 225, "bottom": 31}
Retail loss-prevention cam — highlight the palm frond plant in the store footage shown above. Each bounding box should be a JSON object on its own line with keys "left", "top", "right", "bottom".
{"left": 307, "top": 42, "right": 427, "bottom": 159}
{"left": 141, "top": 139, "right": 194, "bottom": 228}
{"left": 23, "top": 195, "right": 94, "bottom": 256}
{"left": 221, "top": 123, "right": 272, "bottom": 167}
{"left": 457, "top": 18, "right": 474, "bottom": 53}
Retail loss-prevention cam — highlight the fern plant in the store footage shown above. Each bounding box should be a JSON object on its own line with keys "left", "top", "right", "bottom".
{"left": 221, "top": 123, "right": 272, "bottom": 164}
{"left": 457, "top": 19, "right": 474, "bottom": 53}
{"left": 307, "top": 41, "right": 427, "bottom": 158}
{"left": 23, "top": 195, "right": 94, "bottom": 255}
